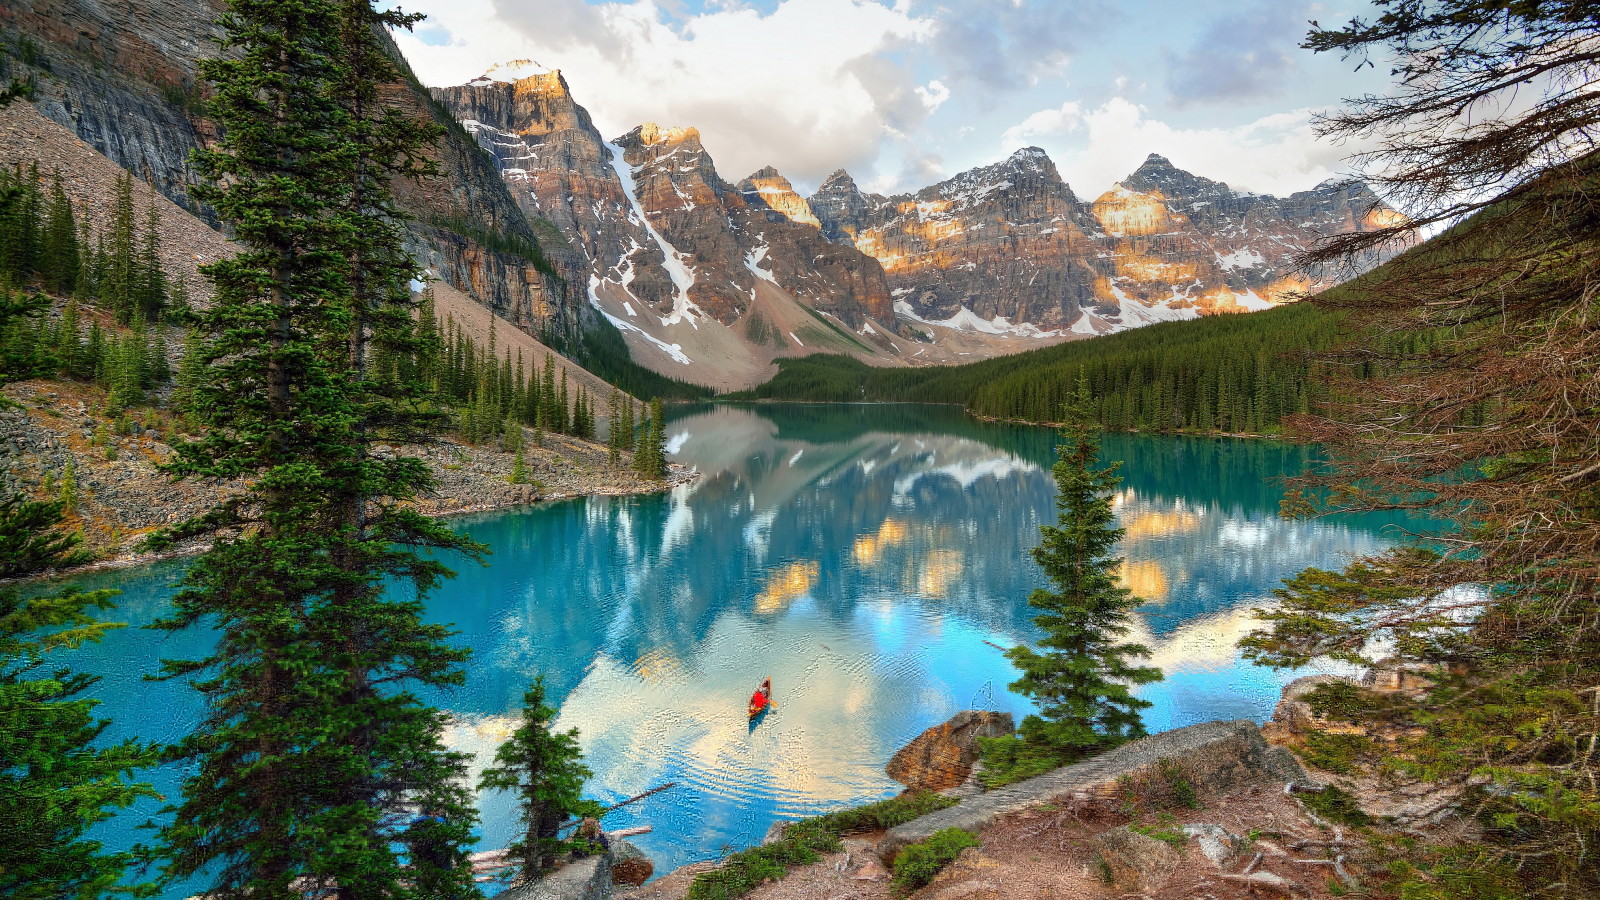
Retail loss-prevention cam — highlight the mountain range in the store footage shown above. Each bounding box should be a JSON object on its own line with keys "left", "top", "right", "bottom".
{"left": 431, "top": 62, "right": 1408, "bottom": 387}
{"left": 0, "top": 0, "right": 1409, "bottom": 389}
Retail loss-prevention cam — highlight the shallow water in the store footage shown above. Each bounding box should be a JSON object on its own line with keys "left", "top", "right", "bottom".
{"left": 65, "top": 403, "right": 1402, "bottom": 894}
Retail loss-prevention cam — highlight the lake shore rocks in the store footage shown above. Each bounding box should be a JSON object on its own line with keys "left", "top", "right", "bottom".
{"left": 879, "top": 719, "right": 1306, "bottom": 862}
{"left": 885, "top": 710, "right": 1014, "bottom": 793}
{"left": 0, "top": 380, "right": 695, "bottom": 579}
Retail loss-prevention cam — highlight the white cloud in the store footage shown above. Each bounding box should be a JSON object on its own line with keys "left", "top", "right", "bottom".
{"left": 916, "top": 79, "right": 951, "bottom": 112}
{"left": 392, "top": 0, "right": 936, "bottom": 188}
{"left": 999, "top": 100, "right": 1082, "bottom": 147}
{"left": 1032, "top": 97, "right": 1365, "bottom": 198}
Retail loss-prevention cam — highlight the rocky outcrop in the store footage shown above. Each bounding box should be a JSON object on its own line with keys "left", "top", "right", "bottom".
{"left": 879, "top": 719, "right": 1306, "bottom": 860}
{"left": 819, "top": 148, "right": 1106, "bottom": 334}
{"left": 431, "top": 67, "right": 898, "bottom": 382}
{"left": 430, "top": 65, "right": 675, "bottom": 318}
{"left": 807, "top": 169, "right": 886, "bottom": 246}
{"left": 2, "top": 0, "right": 225, "bottom": 218}
{"left": 885, "top": 710, "right": 1014, "bottom": 792}
{"left": 609, "top": 839, "right": 654, "bottom": 886}
{"left": 738, "top": 167, "right": 821, "bottom": 229}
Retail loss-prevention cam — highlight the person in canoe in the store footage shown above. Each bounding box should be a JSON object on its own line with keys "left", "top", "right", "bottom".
{"left": 748, "top": 677, "right": 773, "bottom": 719}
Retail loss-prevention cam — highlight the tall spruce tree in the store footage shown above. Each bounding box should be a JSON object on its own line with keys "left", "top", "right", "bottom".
{"left": 0, "top": 290, "right": 158, "bottom": 899}
{"left": 102, "top": 174, "right": 136, "bottom": 322}
{"left": 1003, "top": 377, "right": 1161, "bottom": 757}
{"left": 144, "top": 0, "right": 483, "bottom": 896}
{"left": 133, "top": 199, "right": 166, "bottom": 321}
{"left": 606, "top": 389, "right": 622, "bottom": 467}
{"left": 40, "top": 173, "right": 80, "bottom": 294}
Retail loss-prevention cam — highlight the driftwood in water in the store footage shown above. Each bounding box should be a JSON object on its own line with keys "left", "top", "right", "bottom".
{"left": 558, "top": 782, "right": 678, "bottom": 831}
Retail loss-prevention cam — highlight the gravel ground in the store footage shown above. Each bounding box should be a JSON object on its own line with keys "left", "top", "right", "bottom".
{"left": 1, "top": 379, "right": 692, "bottom": 576}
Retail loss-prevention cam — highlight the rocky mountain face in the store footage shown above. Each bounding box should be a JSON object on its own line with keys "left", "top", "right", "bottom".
{"left": 814, "top": 148, "right": 1107, "bottom": 336}
{"left": 432, "top": 70, "right": 896, "bottom": 384}
{"left": 805, "top": 150, "right": 1408, "bottom": 335}
{"left": 1, "top": 7, "right": 593, "bottom": 344}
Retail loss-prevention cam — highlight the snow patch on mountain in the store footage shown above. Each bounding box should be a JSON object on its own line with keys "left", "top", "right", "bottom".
{"left": 1215, "top": 248, "right": 1266, "bottom": 270}
{"left": 467, "top": 60, "right": 549, "bottom": 85}
{"left": 894, "top": 300, "right": 1062, "bottom": 338}
{"left": 605, "top": 141, "right": 703, "bottom": 328}
{"left": 586, "top": 274, "right": 692, "bottom": 365}
{"left": 743, "top": 238, "right": 778, "bottom": 284}
{"left": 1070, "top": 312, "right": 1104, "bottom": 335}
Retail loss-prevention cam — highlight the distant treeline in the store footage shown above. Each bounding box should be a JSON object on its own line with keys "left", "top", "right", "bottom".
{"left": 731, "top": 302, "right": 1345, "bottom": 435}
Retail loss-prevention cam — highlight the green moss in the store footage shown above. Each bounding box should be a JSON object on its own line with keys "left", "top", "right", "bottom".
{"left": 1304, "top": 681, "right": 1397, "bottom": 721}
{"left": 1300, "top": 732, "right": 1371, "bottom": 776}
{"left": 1129, "top": 823, "right": 1188, "bottom": 847}
{"left": 1295, "top": 785, "right": 1372, "bottom": 827}
{"left": 890, "top": 828, "right": 981, "bottom": 895}
{"left": 686, "top": 792, "right": 958, "bottom": 900}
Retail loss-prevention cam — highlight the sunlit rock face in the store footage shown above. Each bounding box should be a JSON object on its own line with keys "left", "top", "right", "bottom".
{"left": 434, "top": 69, "right": 893, "bottom": 334}
{"left": 811, "top": 150, "right": 1409, "bottom": 336}
{"left": 843, "top": 148, "right": 1106, "bottom": 333}
{"left": 431, "top": 67, "right": 676, "bottom": 315}
{"left": 611, "top": 125, "right": 895, "bottom": 328}
{"left": 739, "top": 167, "right": 822, "bottom": 229}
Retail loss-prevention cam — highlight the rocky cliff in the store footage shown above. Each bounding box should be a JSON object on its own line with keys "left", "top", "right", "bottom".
{"left": 805, "top": 151, "right": 1408, "bottom": 336}
{"left": 1, "top": 8, "right": 593, "bottom": 347}
{"left": 432, "top": 69, "right": 898, "bottom": 387}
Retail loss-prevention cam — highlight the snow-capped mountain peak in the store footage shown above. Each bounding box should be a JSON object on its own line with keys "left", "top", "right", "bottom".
{"left": 465, "top": 59, "right": 551, "bottom": 86}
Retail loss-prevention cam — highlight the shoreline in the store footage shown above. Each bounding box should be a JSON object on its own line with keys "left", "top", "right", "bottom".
{"left": 7, "top": 463, "right": 700, "bottom": 585}
{"left": 709, "top": 398, "right": 1301, "bottom": 442}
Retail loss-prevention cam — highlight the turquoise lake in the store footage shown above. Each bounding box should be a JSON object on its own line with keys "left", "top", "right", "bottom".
{"left": 66, "top": 402, "right": 1400, "bottom": 894}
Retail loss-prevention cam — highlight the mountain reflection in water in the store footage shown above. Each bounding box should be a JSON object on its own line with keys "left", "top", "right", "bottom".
{"left": 68, "top": 403, "right": 1398, "bottom": 893}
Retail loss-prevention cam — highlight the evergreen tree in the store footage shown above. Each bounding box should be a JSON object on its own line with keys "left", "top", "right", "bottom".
{"left": 144, "top": 0, "right": 483, "bottom": 896}
{"left": 634, "top": 398, "right": 667, "bottom": 479}
{"left": 1002, "top": 377, "right": 1161, "bottom": 758}
{"left": 171, "top": 327, "right": 204, "bottom": 422}
{"left": 1243, "top": 5, "right": 1600, "bottom": 894}
{"left": 606, "top": 389, "right": 622, "bottom": 467}
{"left": 555, "top": 368, "right": 569, "bottom": 436}
{"left": 53, "top": 300, "right": 80, "bottom": 375}
{"left": 479, "top": 678, "right": 597, "bottom": 876}
{"left": 0, "top": 164, "right": 43, "bottom": 283}
{"left": 75, "top": 214, "right": 96, "bottom": 299}
{"left": 0, "top": 290, "right": 158, "bottom": 899}
{"left": 40, "top": 172, "right": 80, "bottom": 294}
{"left": 618, "top": 398, "right": 635, "bottom": 463}
{"left": 134, "top": 198, "right": 166, "bottom": 321}
{"left": 539, "top": 355, "right": 557, "bottom": 431}
{"left": 510, "top": 443, "right": 528, "bottom": 486}
{"left": 102, "top": 174, "right": 136, "bottom": 322}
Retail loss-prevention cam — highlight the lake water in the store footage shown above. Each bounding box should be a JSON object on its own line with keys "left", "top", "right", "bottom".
{"left": 65, "top": 403, "right": 1400, "bottom": 895}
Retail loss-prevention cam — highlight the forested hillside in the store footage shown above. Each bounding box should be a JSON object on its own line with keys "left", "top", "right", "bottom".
{"left": 735, "top": 301, "right": 1343, "bottom": 435}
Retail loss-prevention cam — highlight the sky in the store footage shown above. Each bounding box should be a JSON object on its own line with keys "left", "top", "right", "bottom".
{"left": 388, "top": 0, "right": 1394, "bottom": 199}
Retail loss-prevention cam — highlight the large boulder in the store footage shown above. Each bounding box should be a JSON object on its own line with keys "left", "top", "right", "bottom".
{"left": 887, "top": 711, "right": 1015, "bottom": 792}
{"left": 610, "top": 848, "right": 654, "bottom": 886}
{"left": 1091, "top": 826, "right": 1181, "bottom": 892}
